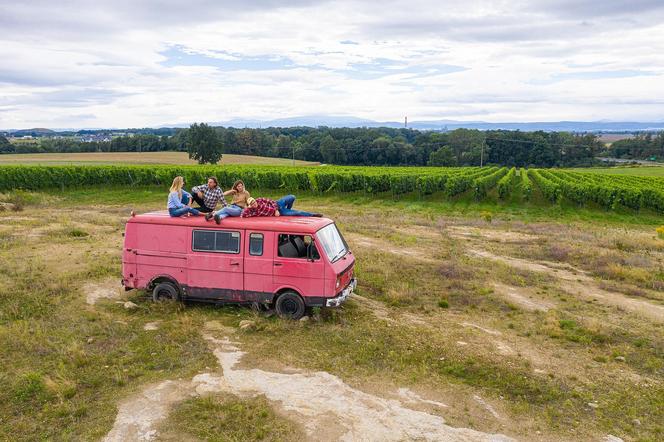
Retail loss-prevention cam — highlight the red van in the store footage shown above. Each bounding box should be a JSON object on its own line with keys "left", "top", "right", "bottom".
{"left": 121, "top": 211, "right": 356, "bottom": 319}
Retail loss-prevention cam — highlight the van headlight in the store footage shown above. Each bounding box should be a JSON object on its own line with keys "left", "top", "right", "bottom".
{"left": 336, "top": 277, "right": 340, "bottom": 289}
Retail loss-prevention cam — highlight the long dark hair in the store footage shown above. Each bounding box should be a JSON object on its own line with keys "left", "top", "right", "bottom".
{"left": 232, "top": 180, "right": 244, "bottom": 192}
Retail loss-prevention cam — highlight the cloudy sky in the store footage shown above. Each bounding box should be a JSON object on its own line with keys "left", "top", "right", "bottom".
{"left": 1, "top": 0, "right": 664, "bottom": 128}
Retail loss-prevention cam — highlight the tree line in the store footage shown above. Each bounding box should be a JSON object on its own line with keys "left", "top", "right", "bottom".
{"left": 604, "top": 133, "right": 664, "bottom": 161}
{"left": 0, "top": 125, "right": 607, "bottom": 167}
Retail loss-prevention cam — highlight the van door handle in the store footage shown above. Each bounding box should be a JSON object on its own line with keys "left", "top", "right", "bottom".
{"left": 274, "top": 262, "right": 283, "bottom": 267}
{"left": 230, "top": 262, "right": 240, "bottom": 266}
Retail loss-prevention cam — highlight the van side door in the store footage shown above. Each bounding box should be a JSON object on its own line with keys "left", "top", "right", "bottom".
{"left": 186, "top": 228, "right": 244, "bottom": 301}
{"left": 243, "top": 231, "right": 275, "bottom": 303}
{"left": 273, "top": 233, "right": 325, "bottom": 298}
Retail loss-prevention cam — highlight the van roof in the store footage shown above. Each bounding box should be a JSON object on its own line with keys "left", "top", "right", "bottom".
{"left": 128, "top": 210, "right": 335, "bottom": 234}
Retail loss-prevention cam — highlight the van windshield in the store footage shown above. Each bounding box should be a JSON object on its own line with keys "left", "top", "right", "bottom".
{"left": 317, "top": 224, "right": 348, "bottom": 263}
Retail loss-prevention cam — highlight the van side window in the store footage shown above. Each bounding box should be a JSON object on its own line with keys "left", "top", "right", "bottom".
{"left": 192, "top": 230, "right": 240, "bottom": 254}
{"left": 277, "top": 234, "right": 320, "bottom": 260}
{"left": 249, "top": 233, "right": 263, "bottom": 256}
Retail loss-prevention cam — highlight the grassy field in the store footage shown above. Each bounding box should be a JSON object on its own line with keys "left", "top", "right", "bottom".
{"left": 0, "top": 187, "right": 662, "bottom": 441}
{"left": 570, "top": 166, "right": 664, "bottom": 176}
{"left": 0, "top": 151, "right": 319, "bottom": 166}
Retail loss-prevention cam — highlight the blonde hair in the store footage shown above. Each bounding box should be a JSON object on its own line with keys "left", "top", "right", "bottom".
{"left": 170, "top": 176, "right": 184, "bottom": 198}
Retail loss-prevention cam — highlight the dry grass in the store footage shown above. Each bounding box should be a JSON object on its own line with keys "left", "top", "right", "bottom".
{"left": 0, "top": 188, "right": 662, "bottom": 441}
{"left": 0, "top": 151, "right": 319, "bottom": 166}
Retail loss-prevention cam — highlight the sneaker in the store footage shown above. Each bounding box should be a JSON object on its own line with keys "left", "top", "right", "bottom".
{"left": 204, "top": 212, "right": 213, "bottom": 221}
{"left": 214, "top": 214, "right": 221, "bottom": 225}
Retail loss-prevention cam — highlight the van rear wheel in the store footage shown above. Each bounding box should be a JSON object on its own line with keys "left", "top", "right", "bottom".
{"left": 275, "top": 291, "right": 305, "bottom": 320}
{"left": 152, "top": 282, "right": 179, "bottom": 302}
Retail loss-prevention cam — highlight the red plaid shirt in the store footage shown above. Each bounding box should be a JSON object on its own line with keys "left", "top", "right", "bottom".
{"left": 241, "top": 198, "right": 278, "bottom": 217}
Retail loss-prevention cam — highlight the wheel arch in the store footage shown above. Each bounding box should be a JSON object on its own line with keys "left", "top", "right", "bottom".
{"left": 147, "top": 274, "right": 182, "bottom": 294}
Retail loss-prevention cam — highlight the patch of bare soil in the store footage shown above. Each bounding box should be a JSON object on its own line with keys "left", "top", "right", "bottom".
{"left": 391, "top": 224, "right": 442, "bottom": 239}
{"left": 103, "top": 380, "right": 195, "bottom": 442}
{"left": 446, "top": 226, "right": 540, "bottom": 244}
{"left": 84, "top": 278, "right": 124, "bottom": 305}
{"left": 346, "top": 233, "right": 436, "bottom": 262}
{"left": 468, "top": 249, "right": 664, "bottom": 323}
{"left": 492, "top": 283, "right": 554, "bottom": 312}
{"left": 104, "top": 333, "right": 514, "bottom": 442}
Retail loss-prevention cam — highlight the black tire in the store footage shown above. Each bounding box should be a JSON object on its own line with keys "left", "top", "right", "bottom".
{"left": 152, "top": 282, "right": 179, "bottom": 302}
{"left": 275, "top": 291, "right": 305, "bottom": 320}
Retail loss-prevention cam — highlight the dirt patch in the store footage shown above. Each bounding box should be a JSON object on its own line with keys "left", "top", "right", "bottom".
{"left": 446, "top": 226, "right": 540, "bottom": 244}
{"left": 84, "top": 278, "right": 124, "bottom": 305}
{"left": 103, "top": 380, "right": 195, "bottom": 442}
{"left": 104, "top": 333, "right": 513, "bottom": 442}
{"left": 468, "top": 249, "right": 664, "bottom": 323}
{"left": 492, "top": 283, "right": 554, "bottom": 312}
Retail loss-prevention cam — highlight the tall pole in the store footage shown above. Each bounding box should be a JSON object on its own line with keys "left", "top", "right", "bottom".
{"left": 480, "top": 138, "right": 485, "bottom": 167}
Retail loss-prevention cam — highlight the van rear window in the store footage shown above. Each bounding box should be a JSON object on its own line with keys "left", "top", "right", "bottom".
{"left": 192, "top": 230, "right": 240, "bottom": 254}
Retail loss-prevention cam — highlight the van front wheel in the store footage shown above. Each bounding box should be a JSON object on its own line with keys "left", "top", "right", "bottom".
{"left": 275, "top": 292, "right": 305, "bottom": 320}
{"left": 152, "top": 282, "right": 179, "bottom": 302}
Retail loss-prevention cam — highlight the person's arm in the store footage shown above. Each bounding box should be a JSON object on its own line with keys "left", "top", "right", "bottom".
{"left": 168, "top": 192, "right": 185, "bottom": 209}
{"left": 192, "top": 184, "right": 205, "bottom": 198}
{"left": 223, "top": 189, "right": 236, "bottom": 196}
{"left": 241, "top": 207, "right": 255, "bottom": 218}
{"left": 218, "top": 188, "right": 228, "bottom": 207}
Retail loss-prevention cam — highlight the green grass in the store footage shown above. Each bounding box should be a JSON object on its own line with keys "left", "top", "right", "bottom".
{"left": 48, "top": 185, "right": 664, "bottom": 227}
{"left": 1, "top": 186, "right": 663, "bottom": 441}
{"left": 569, "top": 166, "right": 664, "bottom": 176}
{"left": 159, "top": 395, "right": 304, "bottom": 441}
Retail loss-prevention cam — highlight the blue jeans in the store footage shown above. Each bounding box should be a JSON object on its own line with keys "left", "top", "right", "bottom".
{"left": 213, "top": 204, "right": 242, "bottom": 219}
{"left": 169, "top": 192, "right": 200, "bottom": 217}
{"left": 276, "top": 194, "right": 313, "bottom": 216}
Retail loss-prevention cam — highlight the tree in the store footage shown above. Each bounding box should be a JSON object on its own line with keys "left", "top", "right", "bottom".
{"left": 428, "top": 146, "right": 457, "bottom": 166}
{"left": 320, "top": 135, "right": 345, "bottom": 164}
{"left": 187, "top": 123, "right": 223, "bottom": 164}
{"left": 0, "top": 136, "right": 14, "bottom": 154}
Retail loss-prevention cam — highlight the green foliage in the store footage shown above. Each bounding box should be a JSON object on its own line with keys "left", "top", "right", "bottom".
{"left": 2, "top": 126, "right": 608, "bottom": 167}
{"left": 1, "top": 164, "right": 664, "bottom": 213}
{"left": 473, "top": 167, "right": 508, "bottom": 200}
{"left": 521, "top": 168, "right": 533, "bottom": 201}
{"left": 497, "top": 167, "right": 516, "bottom": 199}
{"left": 186, "top": 123, "right": 223, "bottom": 164}
{"left": 428, "top": 146, "right": 457, "bottom": 166}
{"left": 0, "top": 136, "right": 13, "bottom": 153}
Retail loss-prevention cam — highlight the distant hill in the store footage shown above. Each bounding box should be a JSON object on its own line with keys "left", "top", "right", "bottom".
{"left": 10, "top": 128, "right": 56, "bottom": 137}
{"left": 160, "top": 116, "right": 664, "bottom": 132}
{"left": 6, "top": 118, "right": 664, "bottom": 134}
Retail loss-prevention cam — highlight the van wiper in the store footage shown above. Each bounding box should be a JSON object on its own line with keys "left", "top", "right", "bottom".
{"left": 331, "top": 249, "right": 347, "bottom": 262}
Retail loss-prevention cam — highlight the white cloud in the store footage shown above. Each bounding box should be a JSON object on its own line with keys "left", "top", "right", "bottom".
{"left": 0, "top": 0, "right": 663, "bottom": 128}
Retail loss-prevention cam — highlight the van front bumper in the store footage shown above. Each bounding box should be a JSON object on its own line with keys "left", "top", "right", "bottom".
{"left": 326, "top": 278, "right": 357, "bottom": 307}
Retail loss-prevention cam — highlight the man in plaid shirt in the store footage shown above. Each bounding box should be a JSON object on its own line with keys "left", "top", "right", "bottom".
{"left": 241, "top": 195, "right": 322, "bottom": 218}
{"left": 241, "top": 197, "right": 279, "bottom": 218}
{"left": 191, "top": 176, "right": 227, "bottom": 213}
